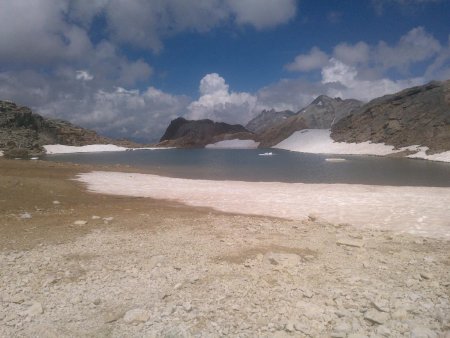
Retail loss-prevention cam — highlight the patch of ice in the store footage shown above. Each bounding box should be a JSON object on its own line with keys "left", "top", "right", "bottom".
{"left": 43, "top": 144, "right": 170, "bottom": 155}
{"left": 325, "top": 158, "right": 346, "bottom": 162}
{"left": 77, "top": 171, "right": 450, "bottom": 239}
{"left": 205, "top": 139, "right": 259, "bottom": 149}
{"left": 274, "top": 129, "right": 450, "bottom": 163}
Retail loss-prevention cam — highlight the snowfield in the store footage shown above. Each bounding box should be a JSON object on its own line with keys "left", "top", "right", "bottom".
{"left": 43, "top": 144, "right": 168, "bottom": 154}
{"left": 205, "top": 139, "right": 260, "bottom": 149}
{"left": 77, "top": 171, "right": 450, "bottom": 239}
{"left": 274, "top": 129, "right": 450, "bottom": 163}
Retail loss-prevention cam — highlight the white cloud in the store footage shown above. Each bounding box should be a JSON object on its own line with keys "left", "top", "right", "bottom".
{"left": 227, "top": 0, "right": 297, "bottom": 29}
{"left": 186, "top": 73, "right": 258, "bottom": 125}
{"left": 333, "top": 42, "right": 370, "bottom": 65}
{"left": 76, "top": 70, "right": 94, "bottom": 81}
{"left": 321, "top": 58, "right": 423, "bottom": 101}
{"left": 285, "top": 47, "right": 329, "bottom": 72}
{"left": 375, "top": 26, "right": 441, "bottom": 72}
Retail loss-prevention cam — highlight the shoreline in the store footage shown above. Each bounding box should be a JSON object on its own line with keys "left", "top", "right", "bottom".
{"left": 1, "top": 158, "right": 449, "bottom": 337}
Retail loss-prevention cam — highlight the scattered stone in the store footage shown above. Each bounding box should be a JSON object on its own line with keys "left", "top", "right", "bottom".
{"left": 364, "top": 309, "right": 389, "bottom": 325}
{"left": 91, "top": 215, "right": 101, "bottom": 220}
{"left": 392, "top": 308, "right": 408, "bottom": 320}
{"left": 371, "top": 299, "right": 389, "bottom": 312}
{"left": 19, "top": 212, "right": 32, "bottom": 219}
{"left": 52, "top": 200, "right": 60, "bottom": 205}
{"left": 336, "top": 239, "right": 364, "bottom": 248}
{"left": 73, "top": 220, "right": 88, "bottom": 226}
{"left": 123, "top": 308, "right": 151, "bottom": 324}
{"left": 103, "top": 217, "right": 114, "bottom": 223}
{"left": 376, "top": 325, "right": 391, "bottom": 337}
{"left": 410, "top": 327, "right": 438, "bottom": 338}
{"left": 104, "top": 310, "right": 125, "bottom": 324}
{"left": 182, "top": 302, "right": 192, "bottom": 312}
{"left": 26, "top": 302, "right": 43, "bottom": 316}
{"left": 174, "top": 283, "right": 182, "bottom": 290}
{"left": 284, "top": 321, "right": 295, "bottom": 332}
{"left": 420, "top": 272, "right": 432, "bottom": 280}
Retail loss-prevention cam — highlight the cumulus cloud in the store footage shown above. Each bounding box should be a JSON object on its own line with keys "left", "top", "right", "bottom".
{"left": 76, "top": 70, "right": 94, "bottom": 81}
{"left": 333, "top": 42, "right": 370, "bottom": 66}
{"left": 186, "top": 73, "right": 258, "bottom": 125}
{"left": 285, "top": 47, "right": 329, "bottom": 72}
{"left": 228, "top": 0, "right": 297, "bottom": 29}
{"left": 375, "top": 26, "right": 441, "bottom": 72}
{"left": 66, "top": 0, "right": 298, "bottom": 53}
{"left": 321, "top": 58, "right": 423, "bottom": 101}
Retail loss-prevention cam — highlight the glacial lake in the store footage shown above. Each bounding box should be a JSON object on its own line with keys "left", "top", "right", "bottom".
{"left": 43, "top": 148, "right": 450, "bottom": 187}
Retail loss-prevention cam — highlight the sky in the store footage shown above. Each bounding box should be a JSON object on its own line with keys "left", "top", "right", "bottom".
{"left": 0, "top": 0, "right": 449, "bottom": 142}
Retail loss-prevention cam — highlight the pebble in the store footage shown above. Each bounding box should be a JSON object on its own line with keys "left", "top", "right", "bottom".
{"left": 20, "top": 212, "right": 32, "bottom": 219}
{"left": 420, "top": 272, "right": 432, "bottom": 280}
{"left": 123, "top": 308, "right": 151, "bottom": 324}
{"left": 364, "top": 309, "right": 389, "bottom": 325}
{"left": 336, "top": 239, "right": 364, "bottom": 248}
{"left": 73, "top": 220, "right": 88, "bottom": 226}
{"left": 182, "top": 302, "right": 192, "bottom": 312}
{"left": 52, "top": 200, "right": 60, "bottom": 205}
{"left": 410, "top": 327, "right": 438, "bottom": 338}
{"left": 26, "top": 302, "right": 43, "bottom": 316}
{"left": 91, "top": 215, "right": 101, "bottom": 220}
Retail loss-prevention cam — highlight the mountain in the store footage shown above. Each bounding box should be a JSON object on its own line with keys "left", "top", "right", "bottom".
{"left": 0, "top": 100, "right": 139, "bottom": 157}
{"left": 245, "top": 109, "right": 295, "bottom": 134}
{"left": 257, "top": 96, "right": 362, "bottom": 147}
{"left": 331, "top": 80, "right": 450, "bottom": 153}
{"left": 158, "top": 117, "right": 255, "bottom": 148}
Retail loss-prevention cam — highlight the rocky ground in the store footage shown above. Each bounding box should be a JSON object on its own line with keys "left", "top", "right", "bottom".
{"left": 0, "top": 159, "right": 449, "bottom": 337}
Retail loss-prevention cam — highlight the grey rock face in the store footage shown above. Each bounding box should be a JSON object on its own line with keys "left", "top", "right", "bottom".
{"left": 158, "top": 117, "right": 254, "bottom": 148}
{"left": 331, "top": 80, "right": 450, "bottom": 153}
{"left": 256, "top": 95, "right": 361, "bottom": 147}
{"left": 296, "top": 95, "right": 362, "bottom": 129}
{"left": 245, "top": 109, "right": 295, "bottom": 134}
{"left": 0, "top": 100, "right": 140, "bottom": 155}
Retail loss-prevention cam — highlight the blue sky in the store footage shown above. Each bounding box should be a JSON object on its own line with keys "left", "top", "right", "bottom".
{"left": 0, "top": 0, "right": 449, "bottom": 142}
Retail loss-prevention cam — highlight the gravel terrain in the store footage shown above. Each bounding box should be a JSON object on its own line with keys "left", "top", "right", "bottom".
{"left": 0, "top": 159, "right": 449, "bottom": 337}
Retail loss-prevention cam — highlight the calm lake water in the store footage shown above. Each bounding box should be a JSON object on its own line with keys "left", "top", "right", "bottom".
{"left": 43, "top": 148, "right": 450, "bottom": 187}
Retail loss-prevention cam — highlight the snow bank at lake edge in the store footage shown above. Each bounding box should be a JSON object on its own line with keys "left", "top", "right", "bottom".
{"left": 77, "top": 171, "right": 450, "bottom": 239}
{"left": 43, "top": 144, "right": 171, "bottom": 155}
{"left": 274, "top": 129, "right": 450, "bottom": 163}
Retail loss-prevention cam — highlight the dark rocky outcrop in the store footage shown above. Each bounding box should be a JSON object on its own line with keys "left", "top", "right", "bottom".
{"left": 245, "top": 109, "right": 295, "bottom": 134}
{"left": 158, "top": 117, "right": 254, "bottom": 148}
{"left": 0, "top": 100, "right": 139, "bottom": 156}
{"left": 331, "top": 80, "right": 450, "bottom": 153}
{"left": 257, "top": 96, "right": 362, "bottom": 147}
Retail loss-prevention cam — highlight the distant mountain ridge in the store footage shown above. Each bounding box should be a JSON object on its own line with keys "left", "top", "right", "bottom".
{"left": 331, "top": 80, "right": 450, "bottom": 153}
{"left": 0, "top": 100, "right": 139, "bottom": 157}
{"left": 245, "top": 109, "right": 295, "bottom": 134}
{"left": 256, "top": 95, "right": 362, "bottom": 147}
{"left": 158, "top": 117, "right": 255, "bottom": 148}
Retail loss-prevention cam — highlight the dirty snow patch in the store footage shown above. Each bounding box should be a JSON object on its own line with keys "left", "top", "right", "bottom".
{"left": 77, "top": 171, "right": 450, "bottom": 239}
{"left": 44, "top": 144, "right": 168, "bottom": 154}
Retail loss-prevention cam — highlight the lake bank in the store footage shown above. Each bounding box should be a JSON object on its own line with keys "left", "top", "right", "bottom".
{"left": 0, "top": 158, "right": 449, "bottom": 337}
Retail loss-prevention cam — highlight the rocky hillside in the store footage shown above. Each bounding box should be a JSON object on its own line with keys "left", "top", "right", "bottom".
{"left": 258, "top": 96, "right": 362, "bottom": 147}
{"left": 331, "top": 80, "right": 450, "bottom": 153}
{"left": 245, "top": 109, "right": 295, "bottom": 134}
{"left": 0, "top": 100, "right": 138, "bottom": 157}
{"left": 158, "top": 117, "right": 254, "bottom": 148}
